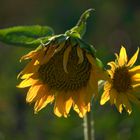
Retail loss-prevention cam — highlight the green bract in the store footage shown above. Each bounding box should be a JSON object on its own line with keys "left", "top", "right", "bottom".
{"left": 43, "top": 34, "right": 96, "bottom": 56}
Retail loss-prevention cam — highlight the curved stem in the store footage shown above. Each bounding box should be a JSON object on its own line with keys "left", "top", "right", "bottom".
{"left": 83, "top": 111, "right": 95, "bottom": 140}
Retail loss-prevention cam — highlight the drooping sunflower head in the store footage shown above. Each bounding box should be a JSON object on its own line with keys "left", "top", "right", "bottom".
{"left": 17, "top": 34, "right": 107, "bottom": 117}
{"left": 38, "top": 35, "right": 94, "bottom": 92}
{"left": 100, "top": 46, "right": 140, "bottom": 114}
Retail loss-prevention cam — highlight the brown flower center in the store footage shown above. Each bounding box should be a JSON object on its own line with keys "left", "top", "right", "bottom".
{"left": 112, "top": 67, "right": 132, "bottom": 92}
{"left": 38, "top": 46, "right": 91, "bottom": 91}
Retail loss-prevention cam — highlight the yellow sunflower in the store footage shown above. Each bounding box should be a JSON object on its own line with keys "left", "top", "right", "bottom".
{"left": 100, "top": 46, "right": 140, "bottom": 114}
{"left": 17, "top": 35, "right": 107, "bottom": 118}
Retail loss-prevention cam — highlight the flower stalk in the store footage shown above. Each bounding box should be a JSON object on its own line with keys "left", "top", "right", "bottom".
{"left": 83, "top": 110, "right": 95, "bottom": 140}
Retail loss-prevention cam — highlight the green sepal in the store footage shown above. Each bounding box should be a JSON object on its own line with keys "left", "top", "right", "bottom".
{"left": 0, "top": 25, "right": 54, "bottom": 48}
{"left": 44, "top": 34, "right": 68, "bottom": 47}
{"left": 76, "top": 38, "right": 96, "bottom": 55}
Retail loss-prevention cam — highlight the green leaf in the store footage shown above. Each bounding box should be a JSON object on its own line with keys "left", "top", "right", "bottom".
{"left": 0, "top": 25, "right": 54, "bottom": 48}
{"left": 65, "top": 9, "right": 94, "bottom": 38}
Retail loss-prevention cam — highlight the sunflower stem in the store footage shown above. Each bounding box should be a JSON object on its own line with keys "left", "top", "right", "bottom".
{"left": 83, "top": 111, "right": 95, "bottom": 140}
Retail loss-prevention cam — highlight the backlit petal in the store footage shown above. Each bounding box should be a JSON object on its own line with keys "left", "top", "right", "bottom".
{"left": 54, "top": 92, "right": 72, "bottom": 117}
{"left": 34, "top": 95, "right": 54, "bottom": 113}
{"left": 41, "top": 46, "right": 56, "bottom": 65}
{"left": 88, "top": 69, "right": 98, "bottom": 97}
{"left": 26, "top": 84, "right": 42, "bottom": 102}
{"left": 131, "top": 73, "right": 140, "bottom": 82}
{"left": 120, "top": 93, "right": 132, "bottom": 114}
{"left": 54, "top": 42, "right": 65, "bottom": 53}
{"left": 100, "top": 90, "right": 110, "bottom": 105}
{"left": 129, "top": 65, "right": 140, "bottom": 76}
{"left": 127, "top": 48, "right": 139, "bottom": 67}
{"left": 18, "top": 54, "right": 41, "bottom": 79}
{"left": 63, "top": 46, "right": 72, "bottom": 73}
{"left": 72, "top": 90, "right": 87, "bottom": 117}
{"left": 17, "top": 78, "right": 38, "bottom": 88}
{"left": 20, "top": 50, "right": 39, "bottom": 62}
{"left": 107, "top": 61, "right": 117, "bottom": 71}
{"left": 104, "top": 81, "right": 111, "bottom": 90}
{"left": 86, "top": 54, "right": 109, "bottom": 80}
{"left": 77, "top": 47, "right": 84, "bottom": 64}
{"left": 115, "top": 94, "right": 123, "bottom": 113}
{"left": 118, "top": 46, "right": 128, "bottom": 66}
{"left": 110, "top": 89, "right": 117, "bottom": 105}
{"left": 107, "top": 70, "right": 114, "bottom": 78}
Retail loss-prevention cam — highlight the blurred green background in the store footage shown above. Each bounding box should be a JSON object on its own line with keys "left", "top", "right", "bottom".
{"left": 0, "top": 0, "right": 140, "bottom": 140}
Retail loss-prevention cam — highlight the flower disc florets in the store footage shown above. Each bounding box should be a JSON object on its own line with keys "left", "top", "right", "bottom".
{"left": 113, "top": 66, "right": 132, "bottom": 92}
{"left": 37, "top": 35, "right": 94, "bottom": 92}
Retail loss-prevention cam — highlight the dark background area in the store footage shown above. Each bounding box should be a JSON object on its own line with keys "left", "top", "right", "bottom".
{"left": 0, "top": 0, "right": 140, "bottom": 140}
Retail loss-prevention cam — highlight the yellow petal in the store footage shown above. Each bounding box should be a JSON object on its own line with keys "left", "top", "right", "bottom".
{"left": 79, "top": 86, "right": 93, "bottom": 105}
{"left": 76, "top": 47, "right": 84, "bottom": 64}
{"left": 100, "top": 90, "right": 110, "bottom": 105}
{"left": 85, "top": 83, "right": 95, "bottom": 103}
{"left": 86, "top": 54, "right": 109, "bottom": 80}
{"left": 26, "top": 84, "right": 42, "bottom": 102}
{"left": 19, "top": 73, "right": 34, "bottom": 80}
{"left": 34, "top": 94, "right": 54, "bottom": 113}
{"left": 118, "top": 46, "right": 128, "bottom": 66}
{"left": 20, "top": 50, "right": 39, "bottom": 62}
{"left": 34, "top": 49, "right": 45, "bottom": 65}
{"left": 72, "top": 91, "right": 87, "bottom": 117}
{"left": 41, "top": 46, "right": 56, "bottom": 65}
{"left": 63, "top": 46, "right": 72, "bottom": 73}
{"left": 120, "top": 93, "right": 132, "bottom": 114}
{"left": 17, "top": 78, "right": 38, "bottom": 88}
{"left": 107, "top": 70, "right": 114, "bottom": 78}
{"left": 73, "top": 104, "right": 89, "bottom": 118}
{"left": 131, "top": 79, "right": 140, "bottom": 88}
{"left": 88, "top": 70, "right": 98, "bottom": 97}
{"left": 110, "top": 89, "right": 117, "bottom": 105}
{"left": 127, "top": 48, "right": 139, "bottom": 67}
{"left": 65, "top": 98, "right": 73, "bottom": 116}
{"left": 104, "top": 81, "right": 111, "bottom": 90}
{"left": 115, "top": 94, "right": 123, "bottom": 113}
{"left": 54, "top": 42, "right": 65, "bottom": 53}
{"left": 18, "top": 59, "right": 39, "bottom": 79}
{"left": 54, "top": 107, "right": 62, "bottom": 117}
{"left": 54, "top": 92, "right": 72, "bottom": 117}
{"left": 73, "top": 105, "right": 82, "bottom": 117}
{"left": 131, "top": 73, "right": 140, "bottom": 81}
{"left": 33, "top": 84, "right": 50, "bottom": 101}
{"left": 86, "top": 53, "right": 94, "bottom": 65}
{"left": 107, "top": 61, "right": 117, "bottom": 72}
{"left": 129, "top": 65, "right": 140, "bottom": 76}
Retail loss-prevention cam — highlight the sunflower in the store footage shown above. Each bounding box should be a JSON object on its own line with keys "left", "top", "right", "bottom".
{"left": 17, "top": 35, "right": 107, "bottom": 117}
{"left": 100, "top": 46, "right": 140, "bottom": 114}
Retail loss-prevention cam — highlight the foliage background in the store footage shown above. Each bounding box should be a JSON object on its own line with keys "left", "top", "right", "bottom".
{"left": 0, "top": 0, "right": 140, "bottom": 140}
